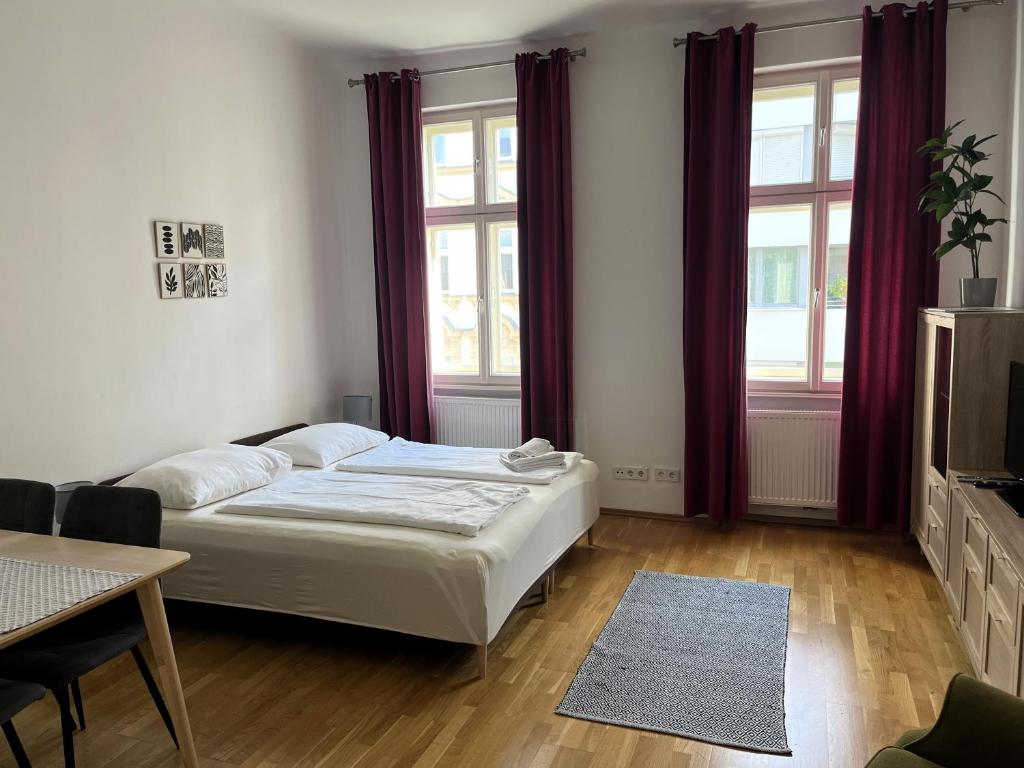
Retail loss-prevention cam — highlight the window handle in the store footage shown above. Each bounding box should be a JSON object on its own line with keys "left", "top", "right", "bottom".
{"left": 819, "top": 127, "right": 826, "bottom": 147}
{"left": 813, "top": 287, "right": 821, "bottom": 308}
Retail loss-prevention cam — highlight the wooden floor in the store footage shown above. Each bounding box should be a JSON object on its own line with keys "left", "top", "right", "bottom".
{"left": 13, "top": 514, "right": 972, "bottom": 768}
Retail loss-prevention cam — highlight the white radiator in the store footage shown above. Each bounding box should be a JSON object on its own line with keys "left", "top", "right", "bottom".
{"left": 747, "top": 410, "right": 841, "bottom": 508}
{"left": 433, "top": 396, "right": 522, "bottom": 448}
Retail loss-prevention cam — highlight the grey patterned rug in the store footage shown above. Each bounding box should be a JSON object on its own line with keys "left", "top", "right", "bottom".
{"left": 556, "top": 571, "right": 791, "bottom": 754}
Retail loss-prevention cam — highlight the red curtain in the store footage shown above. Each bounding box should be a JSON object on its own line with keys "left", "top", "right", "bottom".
{"left": 516, "top": 50, "right": 575, "bottom": 450}
{"left": 837, "top": 1, "right": 946, "bottom": 529}
{"left": 364, "top": 70, "right": 433, "bottom": 442}
{"left": 682, "top": 26, "right": 756, "bottom": 523}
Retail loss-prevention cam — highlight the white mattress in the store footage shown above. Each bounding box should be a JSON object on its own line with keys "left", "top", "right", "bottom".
{"left": 159, "top": 460, "right": 599, "bottom": 646}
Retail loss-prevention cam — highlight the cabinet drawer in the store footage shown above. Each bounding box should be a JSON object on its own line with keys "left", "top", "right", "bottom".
{"left": 944, "top": 486, "right": 968, "bottom": 618}
{"left": 961, "top": 550, "right": 987, "bottom": 669}
{"left": 963, "top": 509, "right": 989, "bottom": 570}
{"left": 982, "top": 593, "right": 1018, "bottom": 693}
{"left": 987, "top": 542, "right": 1020, "bottom": 635}
{"left": 1017, "top": 595, "right": 1024, "bottom": 698}
{"left": 927, "top": 480, "right": 947, "bottom": 521}
{"left": 924, "top": 506, "right": 946, "bottom": 577}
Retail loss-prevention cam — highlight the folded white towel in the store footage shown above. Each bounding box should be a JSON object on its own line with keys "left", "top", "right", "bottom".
{"left": 507, "top": 437, "right": 553, "bottom": 461}
{"left": 499, "top": 451, "right": 567, "bottom": 473}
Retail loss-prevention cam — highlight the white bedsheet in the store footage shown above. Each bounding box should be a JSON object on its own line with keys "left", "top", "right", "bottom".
{"left": 336, "top": 438, "right": 582, "bottom": 484}
{"left": 217, "top": 471, "right": 529, "bottom": 536}
{"left": 158, "top": 460, "right": 599, "bottom": 646}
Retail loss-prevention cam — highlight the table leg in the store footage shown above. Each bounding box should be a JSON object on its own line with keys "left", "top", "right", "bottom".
{"left": 136, "top": 580, "right": 199, "bottom": 768}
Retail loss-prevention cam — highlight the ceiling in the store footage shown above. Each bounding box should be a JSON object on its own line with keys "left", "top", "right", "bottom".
{"left": 229, "top": 0, "right": 804, "bottom": 56}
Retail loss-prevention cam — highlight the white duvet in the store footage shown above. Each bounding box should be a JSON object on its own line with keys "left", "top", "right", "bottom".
{"left": 216, "top": 471, "right": 529, "bottom": 536}
{"left": 336, "top": 438, "right": 582, "bottom": 485}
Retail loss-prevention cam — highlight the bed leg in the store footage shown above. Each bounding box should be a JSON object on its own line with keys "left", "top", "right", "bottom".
{"left": 547, "top": 568, "right": 555, "bottom": 594}
{"left": 587, "top": 527, "right": 594, "bottom": 546}
{"left": 476, "top": 644, "right": 487, "bottom": 679}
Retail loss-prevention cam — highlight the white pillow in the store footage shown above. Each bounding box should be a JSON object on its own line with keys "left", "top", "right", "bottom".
{"left": 117, "top": 444, "right": 292, "bottom": 510}
{"left": 262, "top": 423, "right": 390, "bottom": 468}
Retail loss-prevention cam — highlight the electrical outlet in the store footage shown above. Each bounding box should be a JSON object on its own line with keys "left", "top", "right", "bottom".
{"left": 613, "top": 466, "right": 649, "bottom": 481}
{"left": 654, "top": 467, "right": 680, "bottom": 482}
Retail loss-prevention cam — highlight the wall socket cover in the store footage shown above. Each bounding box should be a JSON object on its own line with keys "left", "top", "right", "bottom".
{"left": 613, "top": 466, "right": 649, "bottom": 481}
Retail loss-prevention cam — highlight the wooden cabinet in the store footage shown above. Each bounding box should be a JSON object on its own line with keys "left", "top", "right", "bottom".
{"left": 947, "top": 475, "right": 1024, "bottom": 698}
{"left": 910, "top": 309, "right": 1024, "bottom": 698}
{"left": 910, "top": 308, "right": 1024, "bottom": 578}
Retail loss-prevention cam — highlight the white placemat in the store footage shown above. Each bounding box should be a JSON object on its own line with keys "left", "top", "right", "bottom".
{"left": 0, "top": 557, "right": 141, "bottom": 634}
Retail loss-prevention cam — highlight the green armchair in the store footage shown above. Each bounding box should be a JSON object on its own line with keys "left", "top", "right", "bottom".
{"left": 865, "top": 674, "right": 1024, "bottom": 767}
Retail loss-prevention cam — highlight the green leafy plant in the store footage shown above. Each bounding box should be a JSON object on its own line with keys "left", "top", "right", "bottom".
{"left": 918, "top": 121, "right": 1006, "bottom": 278}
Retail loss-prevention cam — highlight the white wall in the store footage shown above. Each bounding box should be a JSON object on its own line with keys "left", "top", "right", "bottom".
{"left": 0, "top": 0, "right": 347, "bottom": 483}
{"left": 330, "top": 22, "right": 696, "bottom": 516}
{"left": 1008, "top": 0, "right": 1024, "bottom": 308}
{"left": 328, "top": 0, "right": 1019, "bottom": 516}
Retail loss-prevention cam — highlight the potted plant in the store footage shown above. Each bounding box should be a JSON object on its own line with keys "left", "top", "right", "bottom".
{"left": 918, "top": 121, "right": 1007, "bottom": 307}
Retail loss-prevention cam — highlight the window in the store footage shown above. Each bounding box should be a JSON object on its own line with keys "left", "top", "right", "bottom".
{"left": 496, "top": 227, "right": 517, "bottom": 292}
{"left": 747, "top": 66, "right": 858, "bottom": 392}
{"left": 423, "top": 106, "right": 519, "bottom": 384}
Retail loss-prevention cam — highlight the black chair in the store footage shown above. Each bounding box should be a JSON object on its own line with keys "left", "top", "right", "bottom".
{"left": 0, "top": 479, "right": 55, "bottom": 535}
{"left": 1, "top": 679, "right": 45, "bottom": 767}
{"left": 0, "top": 486, "right": 177, "bottom": 768}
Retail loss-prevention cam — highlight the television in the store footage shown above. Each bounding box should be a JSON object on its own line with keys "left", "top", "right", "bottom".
{"left": 1001, "top": 361, "right": 1024, "bottom": 516}
{"left": 1008, "top": 362, "right": 1024, "bottom": 481}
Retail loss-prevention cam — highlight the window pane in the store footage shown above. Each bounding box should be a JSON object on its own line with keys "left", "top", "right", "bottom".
{"left": 747, "top": 204, "right": 812, "bottom": 381}
{"left": 427, "top": 223, "right": 479, "bottom": 375}
{"left": 751, "top": 83, "right": 816, "bottom": 186}
{"left": 830, "top": 79, "right": 859, "bottom": 181}
{"left": 487, "top": 222, "right": 520, "bottom": 375}
{"left": 424, "top": 121, "right": 474, "bottom": 207}
{"left": 824, "top": 201, "right": 851, "bottom": 381}
{"left": 485, "top": 116, "right": 517, "bottom": 204}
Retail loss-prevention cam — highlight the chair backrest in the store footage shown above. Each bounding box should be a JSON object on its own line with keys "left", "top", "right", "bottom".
{"left": 61, "top": 485, "right": 162, "bottom": 548}
{"left": 0, "top": 478, "right": 55, "bottom": 535}
{"left": 901, "top": 672, "right": 1024, "bottom": 767}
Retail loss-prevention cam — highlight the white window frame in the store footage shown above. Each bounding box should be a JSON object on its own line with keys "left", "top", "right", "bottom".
{"left": 748, "top": 63, "right": 858, "bottom": 395}
{"left": 423, "top": 104, "right": 520, "bottom": 389}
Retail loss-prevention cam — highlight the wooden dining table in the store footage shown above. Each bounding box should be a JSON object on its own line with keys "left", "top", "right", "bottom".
{"left": 0, "top": 531, "right": 198, "bottom": 767}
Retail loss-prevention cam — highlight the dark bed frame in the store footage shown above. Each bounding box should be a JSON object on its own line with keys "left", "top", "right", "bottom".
{"left": 98, "top": 423, "right": 309, "bottom": 486}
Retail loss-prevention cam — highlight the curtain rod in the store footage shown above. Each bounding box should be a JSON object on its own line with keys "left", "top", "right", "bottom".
{"left": 672, "top": 0, "right": 1003, "bottom": 47}
{"left": 347, "top": 47, "right": 587, "bottom": 88}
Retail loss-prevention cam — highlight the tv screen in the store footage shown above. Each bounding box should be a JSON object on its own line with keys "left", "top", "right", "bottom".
{"left": 1007, "top": 362, "right": 1024, "bottom": 482}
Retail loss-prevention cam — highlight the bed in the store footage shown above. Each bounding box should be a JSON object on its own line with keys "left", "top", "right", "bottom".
{"left": 102, "top": 425, "right": 599, "bottom": 677}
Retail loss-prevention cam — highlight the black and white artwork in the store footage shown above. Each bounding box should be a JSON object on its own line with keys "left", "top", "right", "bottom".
{"left": 180, "top": 222, "right": 204, "bottom": 259}
{"left": 182, "top": 262, "right": 207, "bottom": 298}
{"left": 204, "top": 224, "right": 224, "bottom": 259}
{"left": 206, "top": 263, "right": 228, "bottom": 297}
{"left": 154, "top": 221, "right": 179, "bottom": 258}
{"left": 158, "top": 262, "right": 182, "bottom": 299}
